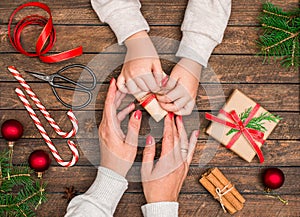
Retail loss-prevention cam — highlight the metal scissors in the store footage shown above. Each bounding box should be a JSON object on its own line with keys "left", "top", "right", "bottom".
{"left": 25, "top": 64, "right": 96, "bottom": 109}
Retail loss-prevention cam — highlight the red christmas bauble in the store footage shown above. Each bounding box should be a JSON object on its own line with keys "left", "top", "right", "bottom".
{"left": 28, "top": 150, "right": 51, "bottom": 172}
{"left": 1, "top": 119, "right": 23, "bottom": 141}
{"left": 263, "top": 168, "right": 285, "bottom": 190}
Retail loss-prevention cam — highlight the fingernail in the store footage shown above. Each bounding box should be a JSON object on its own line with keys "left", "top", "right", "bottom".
{"left": 161, "top": 76, "right": 169, "bottom": 87}
{"left": 195, "top": 130, "right": 200, "bottom": 138}
{"left": 168, "top": 112, "right": 174, "bottom": 119}
{"left": 134, "top": 110, "right": 142, "bottom": 120}
{"left": 110, "top": 78, "right": 115, "bottom": 84}
{"left": 146, "top": 135, "right": 153, "bottom": 145}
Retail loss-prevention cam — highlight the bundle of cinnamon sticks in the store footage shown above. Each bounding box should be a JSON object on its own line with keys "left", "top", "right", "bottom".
{"left": 199, "top": 168, "right": 246, "bottom": 214}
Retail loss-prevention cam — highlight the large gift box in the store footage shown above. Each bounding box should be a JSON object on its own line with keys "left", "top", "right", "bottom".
{"left": 206, "top": 89, "right": 280, "bottom": 163}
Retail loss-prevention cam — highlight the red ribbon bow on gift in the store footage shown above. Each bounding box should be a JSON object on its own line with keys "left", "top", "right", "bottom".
{"left": 205, "top": 104, "right": 265, "bottom": 163}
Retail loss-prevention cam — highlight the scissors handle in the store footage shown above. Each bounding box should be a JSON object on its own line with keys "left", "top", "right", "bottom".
{"left": 54, "top": 64, "right": 96, "bottom": 91}
{"left": 52, "top": 86, "right": 93, "bottom": 109}
{"left": 52, "top": 64, "right": 96, "bottom": 109}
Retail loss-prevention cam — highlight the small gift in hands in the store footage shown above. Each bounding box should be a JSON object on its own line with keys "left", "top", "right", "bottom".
{"left": 200, "top": 168, "right": 246, "bottom": 214}
{"left": 133, "top": 72, "right": 168, "bottom": 122}
{"left": 205, "top": 89, "right": 281, "bottom": 163}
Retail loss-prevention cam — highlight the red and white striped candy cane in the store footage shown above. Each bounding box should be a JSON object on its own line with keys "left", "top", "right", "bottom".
{"left": 15, "top": 87, "right": 79, "bottom": 167}
{"left": 8, "top": 66, "right": 78, "bottom": 138}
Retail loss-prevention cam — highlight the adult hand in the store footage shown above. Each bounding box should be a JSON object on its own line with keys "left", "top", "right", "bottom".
{"left": 117, "top": 30, "right": 165, "bottom": 94}
{"left": 157, "top": 58, "right": 202, "bottom": 116}
{"left": 99, "top": 78, "right": 142, "bottom": 177}
{"left": 141, "top": 113, "right": 199, "bottom": 203}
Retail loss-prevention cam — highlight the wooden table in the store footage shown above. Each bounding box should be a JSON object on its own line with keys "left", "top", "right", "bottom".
{"left": 0, "top": 0, "right": 299, "bottom": 216}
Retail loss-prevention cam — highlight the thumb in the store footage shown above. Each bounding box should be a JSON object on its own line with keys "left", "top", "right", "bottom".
{"left": 117, "top": 74, "right": 128, "bottom": 93}
{"left": 125, "top": 110, "right": 142, "bottom": 147}
{"left": 141, "top": 135, "right": 156, "bottom": 179}
{"left": 152, "top": 60, "right": 164, "bottom": 85}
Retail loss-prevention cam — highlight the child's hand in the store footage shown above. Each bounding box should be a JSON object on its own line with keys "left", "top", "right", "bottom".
{"left": 157, "top": 58, "right": 202, "bottom": 115}
{"left": 117, "top": 31, "right": 164, "bottom": 95}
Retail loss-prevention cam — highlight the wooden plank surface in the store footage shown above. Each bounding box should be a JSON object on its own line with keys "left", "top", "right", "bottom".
{"left": 0, "top": 0, "right": 299, "bottom": 216}
{"left": 0, "top": 110, "right": 299, "bottom": 139}
{"left": 0, "top": 83, "right": 299, "bottom": 110}
{"left": 2, "top": 165, "right": 298, "bottom": 195}
{"left": 5, "top": 139, "right": 300, "bottom": 167}
{"left": 0, "top": 0, "right": 298, "bottom": 25}
{"left": 36, "top": 194, "right": 300, "bottom": 217}
{"left": 0, "top": 54, "right": 298, "bottom": 83}
{"left": 0, "top": 25, "right": 262, "bottom": 54}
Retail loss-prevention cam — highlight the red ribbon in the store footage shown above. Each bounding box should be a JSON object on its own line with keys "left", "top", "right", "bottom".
{"left": 205, "top": 104, "right": 265, "bottom": 163}
{"left": 8, "top": 2, "right": 83, "bottom": 63}
{"left": 140, "top": 93, "right": 156, "bottom": 107}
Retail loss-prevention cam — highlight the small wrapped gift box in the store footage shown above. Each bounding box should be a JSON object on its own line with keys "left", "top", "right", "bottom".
{"left": 133, "top": 72, "right": 168, "bottom": 122}
{"left": 200, "top": 168, "right": 246, "bottom": 214}
{"left": 134, "top": 91, "right": 167, "bottom": 122}
{"left": 205, "top": 89, "right": 280, "bottom": 163}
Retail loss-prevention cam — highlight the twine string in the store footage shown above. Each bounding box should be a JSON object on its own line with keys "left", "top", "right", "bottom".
{"left": 215, "top": 183, "right": 234, "bottom": 213}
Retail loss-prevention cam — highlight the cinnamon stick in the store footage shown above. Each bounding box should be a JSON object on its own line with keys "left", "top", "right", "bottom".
{"left": 206, "top": 172, "right": 243, "bottom": 211}
{"left": 211, "top": 168, "right": 246, "bottom": 204}
{"left": 200, "top": 175, "right": 237, "bottom": 214}
{"left": 199, "top": 168, "right": 246, "bottom": 214}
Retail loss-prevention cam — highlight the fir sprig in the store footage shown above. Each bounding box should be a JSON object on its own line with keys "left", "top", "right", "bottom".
{"left": 257, "top": 2, "right": 300, "bottom": 68}
{"left": 226, "top": 107, "right": 281, "bottom": 136}
{"left": 0, "top": 151, "right": 47, "bottom": 216}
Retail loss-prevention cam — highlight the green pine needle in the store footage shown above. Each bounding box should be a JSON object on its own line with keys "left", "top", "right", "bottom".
{"left": 0, "top": 150, "right": 47, "bottom": 216}
{"left": 257, "top": 2, "right": 300, "bottom": 68}
{"left": 226, "top": 106, "right": 281, "bottom": 135}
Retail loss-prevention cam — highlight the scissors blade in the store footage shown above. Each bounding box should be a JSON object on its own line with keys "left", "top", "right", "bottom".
{"left": 25, "top": 71, "right": 52, "bottom": 82}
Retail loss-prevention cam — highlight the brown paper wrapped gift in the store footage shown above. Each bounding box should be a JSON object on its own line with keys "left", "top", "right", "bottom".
{"left": 199, "top": 168, "right": 246, "bottom": 214}
{"left": 206, "top": 89, "right": 280, "bottom": 163}
{"left": 134, "top": 91, "right": 167, "bottom": 122}
{"left": 133, "top": 72, "right": 168, "bottom": 122}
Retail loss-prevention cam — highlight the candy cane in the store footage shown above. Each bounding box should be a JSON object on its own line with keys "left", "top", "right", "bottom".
{"left": 15, "top": 87, "right": 79, "bottom": 167}
{"left": 8, "top": 66, "right": 78, "bottom": 138}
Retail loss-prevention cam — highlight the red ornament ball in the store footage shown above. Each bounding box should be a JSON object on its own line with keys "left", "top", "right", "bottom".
{"left": 1, "top": 119, "right": 24, "bottom": 141}
{"left": 28, "top": 150, "right": 51, "bottom": 172}
{"left": 263, "top": 168, "right": 285, "bottom": 190}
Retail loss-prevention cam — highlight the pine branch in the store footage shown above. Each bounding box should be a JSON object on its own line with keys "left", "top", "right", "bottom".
{"left": 0, "top": 150, "right": 47, "bottom": 216}
{"left": 257, "top": 2, "right": 300, "bottom": 68}
{"left": 0, "top": 181, "right": 46, "bottom": 216}
{"left": 226, "top": 107, "right": 281, "bottom": 136}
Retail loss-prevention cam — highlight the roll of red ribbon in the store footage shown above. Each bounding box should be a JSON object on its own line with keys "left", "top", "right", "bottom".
{"left": 8, "top": 2, "right": 83, "bottom": 63}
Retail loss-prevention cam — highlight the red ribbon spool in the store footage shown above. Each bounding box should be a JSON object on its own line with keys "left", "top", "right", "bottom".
{"left": 8, "top": 2, "right": 83, "bottom": 63}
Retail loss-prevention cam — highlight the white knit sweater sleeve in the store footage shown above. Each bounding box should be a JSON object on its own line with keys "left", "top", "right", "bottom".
{"left": 91, "top": 0, "right": 231, "bottom": 66}
{"left": 141, "top": 202, "right": 179, "bottom": 217}
{"left": 64, "top": 166, "right": 128, "bottom": 217}
{"left": 176, "top": 0, "right": 232, "bottom": 67}
{"left": 91, "top": 0, "right": 150, "bottom": 44}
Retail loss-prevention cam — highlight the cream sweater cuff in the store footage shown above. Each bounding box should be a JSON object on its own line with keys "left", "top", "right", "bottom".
{"left": 105, "top": 8, "right": 149, "bottom": 44}
{"left": 91, "top": 0, "right": 149, "bottom": 44}
{"left": 176, "top": 31, "right": 218, "bottom": 68}
{"left": 84, "top": 166, "right": 128, "bottom": 212}
{"left": 141, "top": 202, "right": 179, "bottom": 217}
